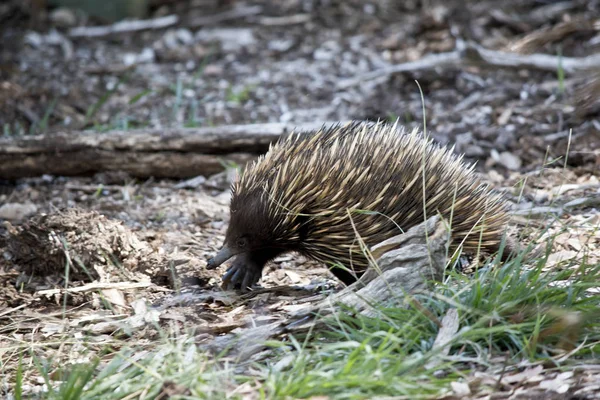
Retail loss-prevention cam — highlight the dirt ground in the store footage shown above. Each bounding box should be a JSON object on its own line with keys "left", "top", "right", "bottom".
{"left": 1, "top": 0, "right": 600, "bottom": 398}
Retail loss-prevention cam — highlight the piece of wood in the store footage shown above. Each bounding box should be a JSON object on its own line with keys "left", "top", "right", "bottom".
{"left": 338, "top": 41, "right": 600, "bottom": 89}
{"left": 0, "top": 122, "right": 338, "bottom": 179}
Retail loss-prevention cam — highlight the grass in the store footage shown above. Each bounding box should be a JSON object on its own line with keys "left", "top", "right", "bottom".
{"left": 85, "top": 74, "right": 130, "bottom": 128}
{"left": 6, "top": 244, "right": 599, "bottom": 399}
{"left": 225, "top": 84, "right": 255, "bottom": 105}
{"left": 261, "top": 255, "right": 600, "bottom": 399}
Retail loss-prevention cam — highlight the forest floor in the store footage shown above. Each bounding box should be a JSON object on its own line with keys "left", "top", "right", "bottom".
{"left": 1, "top": 0, "right": 600, "bottom": 399}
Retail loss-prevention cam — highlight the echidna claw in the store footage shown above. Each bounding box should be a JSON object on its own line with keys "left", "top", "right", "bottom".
{"left": 220, "top": 254, "right": 263, "bottom": 292}
{"left": 221, "top": 264, "right": 243, "bottom": 289}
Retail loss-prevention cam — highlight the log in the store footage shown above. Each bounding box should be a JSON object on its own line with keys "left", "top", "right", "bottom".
{"left": 0, "top": 122, "right": 337, "bottom": 179}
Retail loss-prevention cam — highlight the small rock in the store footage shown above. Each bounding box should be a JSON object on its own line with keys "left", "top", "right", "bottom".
{"left": 531, "top": 189, "right": 550, "bottom": 203}
{"left": 463, "top": 144, "right": 485, "bottom": 158}
{"left": 203, "top": 64, "right": 223, "bottom": 76}
{"left": 162, "top": 30, "right": 181, "bottom": 49}
{"left": 205, "top": 169, "right": 238, "bottom": 191}
{"left": 123, "top": 53, "right": 137, "bottom": 66}
{"left": 268, "top": 39, "right": 295, "bottom": 53}
{"left": 450, "top": 381, "right": 471, "bottom": 396}
{"left": 162, "top": 28, "right": 194, "bottom": 49}
{"left": 24, "top": 32, "right": 43, "bottom": 48}
{"left": 50, "top": 7, "right": 78, "bottom": 28}
{"left": 313, "top": 47, "right": 335, "bottom": 61}
{"left": 176, "top": 28, "right": 194, "bottom": 45}
{"left": 123, "top": 48, "right": 155, "bottom": 66}
{"left": 499, "top": 151, "right": 522, "bottom": 170}
{"left": 313, "top": 40, "right": 340, "bottom": 61}
{"left": 138, "top": 48, "right": 155, "bottom": 63}
{"left": 196, "top": 28, "right": 256, "bottom": 52}
{"left": 0, "top": 202, "right": 37, "bottom": 222}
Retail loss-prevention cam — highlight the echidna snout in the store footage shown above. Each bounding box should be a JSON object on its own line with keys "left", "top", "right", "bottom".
{"left": 208, "top": 121, "right": 513, "bottom": 291}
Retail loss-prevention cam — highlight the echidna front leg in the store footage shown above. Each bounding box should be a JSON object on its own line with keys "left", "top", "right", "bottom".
{"left": 220, "top": 252, "right": 264, "bottom": 291}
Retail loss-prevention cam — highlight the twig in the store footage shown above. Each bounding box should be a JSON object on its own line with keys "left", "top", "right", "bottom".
{"left": 466, "top": 43, "right": 600, "bottom": 73}
{"left": 36, "top": 281, "right": 160, "bottom": 297}
{"left": 337, "top": 52, "right": 461, "bottom": 89}
{"left": 69, "top": 15, "right": 178, "bottom": 38}
{"left": 338, "top": 42, "right": 600, "bottom": 89}
{"left": 0, "top": 303, "right": 29, "bottom": 318}
{"left": 508, "top": 18, "right": 599, "bottom": 54}
{"left": 259, "top": 14, "right": 311, "bottom": 26}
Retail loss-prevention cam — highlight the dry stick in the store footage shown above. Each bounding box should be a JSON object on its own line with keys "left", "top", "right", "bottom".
{"left": 337, "top": 42, "right": 600, "bottom": 89}
{"left": 466, "top": 44, "right": 600, "bottom": 73}
{"left": 36, "top": 281, "right": 158, "bottom": 297}
{"left": 68, "top": 4, "right": 263, "bottom": 37}
{"left": 69, "top": 15, "right": 179, "bottom": 38}
{"left": 508, "top": 18, "right": 599, "bottom": 54}
{"left": 489, "top": 2, "right": 577, "bottom": 30}
{"left": 259, "top": 14, "right": 311, "bottom": 26}
{"left": 337, "top": 52, "right": 462, "bottom": 89}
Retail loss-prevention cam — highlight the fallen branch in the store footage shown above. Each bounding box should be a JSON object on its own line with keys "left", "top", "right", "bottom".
{"left": 466, "top": 43, "right": 600, "bottom": 73}
{"left": 69, "top": 15, "right": 179, "bottom": 38}
{"left": 337, "top": 42, "right": 600, "bottom": 89}
{"left": 337, "top": 52, "right": 461, "bottom": 89}
{"left": 0, "top": 121, "right": 339, "bottom": 179}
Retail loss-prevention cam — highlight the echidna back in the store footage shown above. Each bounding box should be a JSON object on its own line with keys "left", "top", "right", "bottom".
{"left": 235, "top": 121, "right": 510, "bottom": 278}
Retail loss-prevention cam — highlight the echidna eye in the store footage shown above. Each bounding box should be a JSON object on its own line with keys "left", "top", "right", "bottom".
{"left": 237, "top": 237, "right": 247, "bottom": 248}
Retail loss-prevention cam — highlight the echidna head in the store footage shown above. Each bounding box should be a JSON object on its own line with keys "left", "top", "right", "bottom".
{"left": 207, "top": 189, "right": 285, "bottom": 270}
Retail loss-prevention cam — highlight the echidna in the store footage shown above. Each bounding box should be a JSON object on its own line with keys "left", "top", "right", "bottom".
{"left": 207, "top": 121, "right": 513, "bottom": 290}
